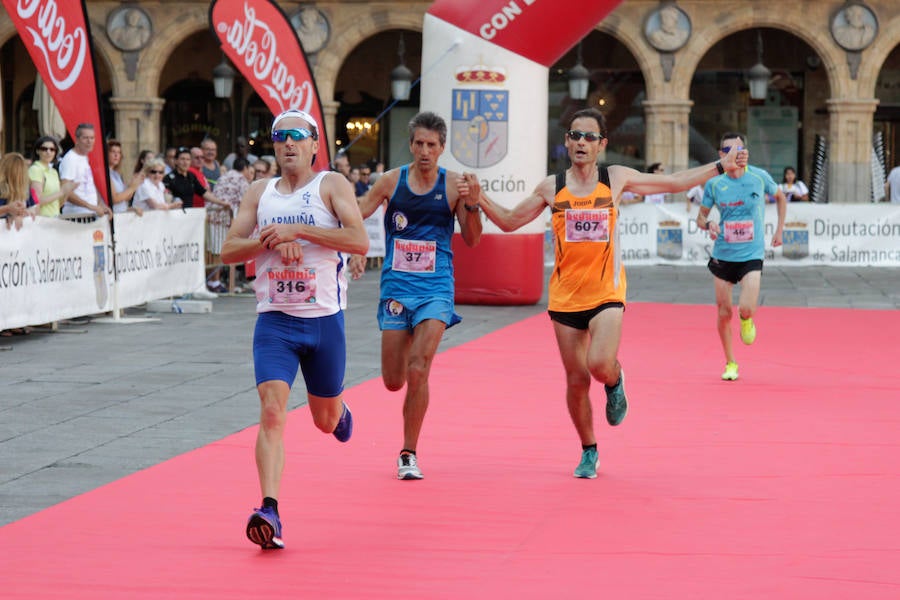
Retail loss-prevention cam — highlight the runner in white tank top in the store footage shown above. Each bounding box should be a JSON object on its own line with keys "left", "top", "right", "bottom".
{"left": 220, "top": 109, "right": 368, "bottom": 551}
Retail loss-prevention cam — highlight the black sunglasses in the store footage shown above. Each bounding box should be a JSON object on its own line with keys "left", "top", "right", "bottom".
{"left": 149, "top": 170, "right": 164, "bottom": 174}
{"left": 38, "top": 146, "right": 57, "bottom": 152}
{"left": 567, "top": 130, "right": 604, "bottom": 142}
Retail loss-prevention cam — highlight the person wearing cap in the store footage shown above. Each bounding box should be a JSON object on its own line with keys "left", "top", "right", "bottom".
{"left": 354, "top": 110, "right": 482, "bottom": 481}
{"left": 221, "top": 109, "right": 369, "bottom": 551}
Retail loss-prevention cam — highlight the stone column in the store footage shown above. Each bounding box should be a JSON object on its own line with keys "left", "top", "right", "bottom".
{"left": 322, "top": 99, "right": 340, "bottom": 164}
{"left": 108, "top": 97, "right": 166, "bottom": 171}
{"left": 642, "top": 99, "right": 693, "bottom": 173}
{"left": 826, "top": 98, "right": 879, "bottom": 203}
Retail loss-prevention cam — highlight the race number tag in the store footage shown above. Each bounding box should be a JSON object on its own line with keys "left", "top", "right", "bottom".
{"left": 723, "top": 220, "right": 754, "bottom": 243}
{"left": 266, "top": 267, "right": 317, "bottom": 304}
{"left": 392, "top": 239, "right": 436, "bottom": 273}
{"left": 565, "top": 209, "right": 609, "bottom": 242}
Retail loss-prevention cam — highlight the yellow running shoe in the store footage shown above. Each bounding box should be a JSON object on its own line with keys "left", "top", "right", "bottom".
{"left": 740, "top": 317, "right": 756, "bottom": 345}
{"left": 721, "top": 361, "right": 739, "bottom": 381}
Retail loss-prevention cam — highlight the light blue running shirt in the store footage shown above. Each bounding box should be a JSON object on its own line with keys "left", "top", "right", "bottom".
{"left": 702, "top": 166, "right": 777, "bottom": 262}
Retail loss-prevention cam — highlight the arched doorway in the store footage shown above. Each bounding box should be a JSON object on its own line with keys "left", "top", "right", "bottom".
{"left": 875, "top": 43, "right": 900, "bottom": 174}
{"left": 550, "top": 31, "right": 645, "bottom": 172}
{"left": 334, "top": 29, "right": 422, "bottom": 170}
{"left": 690, "top": 28, "right": 828, "bottom": 183}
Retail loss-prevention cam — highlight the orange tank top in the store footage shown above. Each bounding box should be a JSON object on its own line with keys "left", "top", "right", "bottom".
{"left": 548, "top": 168, "right": 626, "bottom": 312}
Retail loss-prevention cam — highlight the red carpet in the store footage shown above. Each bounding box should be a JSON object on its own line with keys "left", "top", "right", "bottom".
{"left": 2, "top": 303, "right": 899, "bottom": 599}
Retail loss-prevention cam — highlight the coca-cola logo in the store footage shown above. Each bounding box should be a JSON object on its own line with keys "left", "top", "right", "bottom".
{"left": 216, "top": 2, "right": 314, "bottom": 114}
{"left": 17, "top": 0, "right": 87, "bottom": 91}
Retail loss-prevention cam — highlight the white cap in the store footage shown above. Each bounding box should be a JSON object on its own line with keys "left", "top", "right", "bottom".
{"left": 272, "top": 109, "right": 318, "bottom": 134}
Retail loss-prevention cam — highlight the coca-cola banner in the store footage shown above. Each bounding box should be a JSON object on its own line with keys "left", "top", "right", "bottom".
{"left": 209, "top": 0, "right": 330, "bottom": 172}
{"left": 2, "top": 0, "right": 110, "bottom": 203}
{"left": 428, "top": 0, "right": 621, "bottom": 67}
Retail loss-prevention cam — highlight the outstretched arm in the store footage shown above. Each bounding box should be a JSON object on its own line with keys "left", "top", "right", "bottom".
{"left": 476, "top": 175, "right": 554, "bottom": 232}
{"left": 610, "top": 145, "right": 743, "bottom": 198}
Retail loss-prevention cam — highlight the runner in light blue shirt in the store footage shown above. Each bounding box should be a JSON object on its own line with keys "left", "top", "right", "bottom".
{"left": 697, "top": 132, "right": 786, "bottom": 382}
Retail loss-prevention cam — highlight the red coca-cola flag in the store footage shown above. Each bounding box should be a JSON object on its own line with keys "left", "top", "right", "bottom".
{"left": 2, "top": 0, "right": 110, "bottom": 203}
{"left": 429, "top": 0, "right": 622, "bottom": 66}
{"left": 209, "top": 0, "right": 330, "bottom": 172}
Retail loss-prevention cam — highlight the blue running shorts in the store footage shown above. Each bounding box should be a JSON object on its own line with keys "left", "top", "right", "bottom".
{"left": 377, "top": 296, "right": 461, "bottom": 331}
{"left": 253, "top": 310, "right": 346, "bottom": 397}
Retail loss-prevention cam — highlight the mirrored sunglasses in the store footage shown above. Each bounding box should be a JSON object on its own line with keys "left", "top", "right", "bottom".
{"left": 720, "top": 146, "right": 743, "bottom": 153}
{"left": 567, "top": 130, "right": 603, "bottom": 142}
{"left": 272, "top": 128, "right": 314, "bottom": 143}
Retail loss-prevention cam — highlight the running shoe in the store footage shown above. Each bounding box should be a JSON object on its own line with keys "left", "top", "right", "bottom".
{"left": 332, "top": 402, "right": 353, "bottom": 442}
{"left": 397, "top": 452, "right": 423, "bottom": 480}
{"left": 740, "top": 317, "right": 756, "bottom": 345}
{"left": 605, "top": 369, "right": 628, "bottom": 426}
{"left": 246, "top": 506, "right": 284, "bottom": 550}
{"left": 573, "top": 447, "right": 598, "bottom": 479}
{"left": 721, "top": 361, "right": 739, "bottom": 381}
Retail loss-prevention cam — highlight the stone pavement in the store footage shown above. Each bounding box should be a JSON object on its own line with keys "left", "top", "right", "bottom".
{"left": 1, "top": 265, "right": 897, "bottom": 525}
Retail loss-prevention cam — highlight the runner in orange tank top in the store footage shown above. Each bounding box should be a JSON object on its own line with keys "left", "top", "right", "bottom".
{"left": 472, "top": 108, "right": 743, "bottom": 479}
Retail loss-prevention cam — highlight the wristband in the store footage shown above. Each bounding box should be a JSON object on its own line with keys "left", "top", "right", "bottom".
{"left": 464, "top": 203, "right": 479, "bottom": 213}
{"left": 715, "top": 161, "right": 725, "bottom": 175}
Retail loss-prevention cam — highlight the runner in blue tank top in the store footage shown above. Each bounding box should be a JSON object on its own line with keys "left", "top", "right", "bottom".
{"left": 355, "top": 111, "right": 482, "bottom": 480}
{"left": 697, "top": 132, "right": 786, "bottom": 382}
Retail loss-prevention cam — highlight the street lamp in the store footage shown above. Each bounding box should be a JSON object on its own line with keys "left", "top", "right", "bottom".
{"left": 747, "top": 30, "right": 771, "bottom": 101}
{"left": 212, "top": 57, "right": 236, "bottom": 99}
{"left": 568, "top": 42, "right": 590, "bottom": 100}
{"left": 390, "top": 34, "right": 414, "bottom": 101}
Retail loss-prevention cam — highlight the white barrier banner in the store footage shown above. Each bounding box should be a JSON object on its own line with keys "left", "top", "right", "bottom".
{"left": 616, "top": 203, "right": 900, "bottom": 266}
{"left": 112, "top": 209, "right": 206, "bottom": 307}
{"left": 1, "top": 216, "right": 113, "bottom": 330}
{"left": 364, "top": 205, "right": 386, "bottom": 258}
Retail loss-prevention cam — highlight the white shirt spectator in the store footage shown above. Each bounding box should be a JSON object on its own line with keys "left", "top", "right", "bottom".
{"left": 887, "top": 166, "right": 900, "bottom": 204}
{"left": 779, "top": 180, "right": 809, "bottom": 202}
{"left": 59, "top": 150, "right": 98, "bottom": 215}
{"left": 133, "top": 178, "right": 169, "bottom": 211}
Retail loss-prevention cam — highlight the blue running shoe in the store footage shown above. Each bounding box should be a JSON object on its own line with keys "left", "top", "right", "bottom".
{"left": 246, "top": 506, "right": 284, "bottom": 550}
{"left": 605, "top": 369, "right": 628, "bottom": 426}
{"left": 333, "top": 402, "right": 353, "bottom": 442}
{"left": 574, "top": 447, "right": 598, "bottom": 479}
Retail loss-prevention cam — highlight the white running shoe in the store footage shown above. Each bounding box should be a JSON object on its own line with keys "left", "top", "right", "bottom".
{"left": 397, "top": 453, "right": 423, "bottom": 480}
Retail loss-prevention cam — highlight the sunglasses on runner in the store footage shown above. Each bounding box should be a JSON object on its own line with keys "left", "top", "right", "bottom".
{"left": 567, "top": 130, "right": 603, "bottom": 142}
{"left": 272, "top": 128, "right": 314, "bottom": 142}
{"left": 720, "top": 145, "right": 744, "bottom": 153}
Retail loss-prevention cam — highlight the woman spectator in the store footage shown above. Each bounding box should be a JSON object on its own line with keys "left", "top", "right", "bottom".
{"left": 133, "top": 158, "right": 182, "bottom": 211}
{"left": 28, "top": 136, "right": 74, "bottom": 217}
{"left": 132, "top": 149, "right": 155, "bottom": 175}
{"left": 108, "top": 139, "right": 144, "bottom": 215}
{"left": 205, "top": 157, "right": 253, "bottom": 292}
{"left": 0, "top": 153, "right": 33, "bottom": 230}
{"left": 779, "top": 166, "right": 809, "bottom": 202}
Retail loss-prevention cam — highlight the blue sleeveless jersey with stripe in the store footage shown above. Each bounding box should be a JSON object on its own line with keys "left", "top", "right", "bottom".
{"left": 380, "top": 165, "right": 455, "bottom": 299}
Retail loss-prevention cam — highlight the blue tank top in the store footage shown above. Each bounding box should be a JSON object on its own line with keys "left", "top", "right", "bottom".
{"left": 380, "top": 165, "right": 455, "bottom": 299}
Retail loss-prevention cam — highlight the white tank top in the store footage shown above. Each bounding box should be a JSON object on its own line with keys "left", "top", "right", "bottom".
{"left": 253, "top": 172, "right": 347, "bottom": 317}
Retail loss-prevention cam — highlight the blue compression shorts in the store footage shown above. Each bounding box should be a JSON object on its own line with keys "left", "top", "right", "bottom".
{"left": 377, "top": 296, "right": 461, "bottom": 331}
{"left": 252, "top": 310, "right": 345, "bottom": 398}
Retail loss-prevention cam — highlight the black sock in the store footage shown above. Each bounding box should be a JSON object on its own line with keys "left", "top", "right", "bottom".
{"left": 400, "top": 448, "right": 416, "bottom": 456}
{"left": 263, "top": 496, "right": 278, "bottom": 515}
{"left": 582, "top": 443, "right": 597, "bottom": 452}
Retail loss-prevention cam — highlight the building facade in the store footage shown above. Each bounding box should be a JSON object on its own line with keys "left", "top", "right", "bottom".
{"left": 1, "top": 0, "right": 898, "bottom": 202}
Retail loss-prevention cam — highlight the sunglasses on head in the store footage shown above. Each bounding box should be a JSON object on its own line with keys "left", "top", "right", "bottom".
{"left": 271, "top": 128, "right": 314, "bottom": 143}
{"left": 567, "top": 130, "right": 603, "bottom": 142}
{"left": 39, "top": 146, "right": 56, "bottom": 152}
